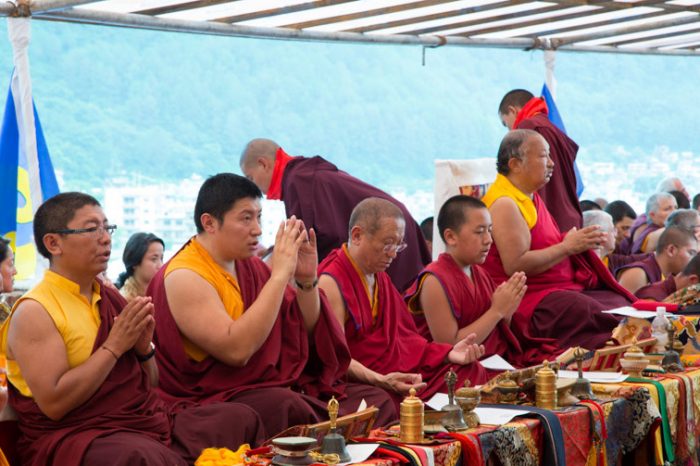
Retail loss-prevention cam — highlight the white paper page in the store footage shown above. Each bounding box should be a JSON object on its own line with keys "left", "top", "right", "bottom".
{"left": 602, "top": 306, "right": 668, "bottom": 319}
{"left": 473, "top": 407, "right": 531, "bottom": 425}
{"left": 480, "top": 354, "right": 516, "bottom": 371}
{"left": 558, "top": 370, "right": 628, "bottom": 383}
{"left": 339, "top": 443, "right": 380, "bottom": 466}
{"left": 425, "top": 393, "right": 449, "bottom": 411}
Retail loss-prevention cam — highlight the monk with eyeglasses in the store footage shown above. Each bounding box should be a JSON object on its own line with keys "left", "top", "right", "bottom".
{"left": 318, "top": 197, "right": 489, "bottom": 403}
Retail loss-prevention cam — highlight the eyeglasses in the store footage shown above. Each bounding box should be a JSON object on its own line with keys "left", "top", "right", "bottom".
{"left": 51, "top": 224, "right": 117, "bottom": 237}
{"left": 382, "top": 242, "right": 408, "bottom": 254}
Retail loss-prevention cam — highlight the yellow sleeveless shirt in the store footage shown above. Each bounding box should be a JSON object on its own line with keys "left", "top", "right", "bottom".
{"left": 165, "top": 238, "right": 244, "bottom": 362}
{"left": 0, "top": 270, "right": 101, "bottom": 397}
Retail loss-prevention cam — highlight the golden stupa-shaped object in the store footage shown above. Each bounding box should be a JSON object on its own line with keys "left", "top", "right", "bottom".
{"left": 400, "top": 388, "right": 424, "bottom": 443}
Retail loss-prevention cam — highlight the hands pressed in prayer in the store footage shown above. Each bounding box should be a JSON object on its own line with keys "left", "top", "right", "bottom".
{"left": 491, "top": 271, "right": 527, "bottom": 321}
{"left": 295, "top": 225, "right": 319, "bottom": 285}
{"left": 270, "top": 216, "right": 308, "bottom": 283}
{"left": 562, "top": 225, "right": 608, "bottom": 255}
{"left": 447, "top": 333, "right": 485, "bottom": 365}
{"left": 380, "top": 372, "right": 428, "bottom": 395}
{"left": 104, "top": 296, "right": 154, "bottom": 357}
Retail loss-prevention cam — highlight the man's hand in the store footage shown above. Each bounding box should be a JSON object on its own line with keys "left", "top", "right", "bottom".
{"left": 133, "top": 297, "right": 155, "bottom": 356}
{"left": 448, "top": 333, "right": 485, "bottom": 365}
{"left": 380, "top": 372, "right": 427, "bottom": 395}
{"left": 490, "top": 272, "right": 527, "bottom": 320}
{"left": 295, "top": 225, "right": 318, "bottom": 284}
{"left": 269, "top": 216, "right": 307, "bottom": 283}
{"left": 562, "top": 225, "right": 608, "bottom": 255}
{"left": 103, "top": 297, "right": 154, "bottom": 357}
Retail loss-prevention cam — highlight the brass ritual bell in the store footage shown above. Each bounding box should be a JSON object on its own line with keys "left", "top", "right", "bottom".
{"left": 321, "top": 397, "right": 351, "bottom": 462}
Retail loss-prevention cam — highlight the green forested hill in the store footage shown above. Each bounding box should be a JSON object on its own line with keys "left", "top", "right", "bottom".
{"left": 0, "top": 20, "right": 698, "bottom": 193}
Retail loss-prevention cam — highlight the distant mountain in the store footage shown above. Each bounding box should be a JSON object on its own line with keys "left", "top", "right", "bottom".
{"left": 0, "top": 20, "right": 698, "bottom": 196}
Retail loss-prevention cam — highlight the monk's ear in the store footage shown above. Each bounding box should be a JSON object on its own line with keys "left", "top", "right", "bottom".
{"left": 688, "top": 274, "right": 700, "bottom": 285}
{"left": 43, "top": 233, "right": 63, "bottom": 257}
{"left": 443, "top": 228, "right": 458, "bottom": 247}
{"left": 507, "top": 155, "right": 521, "bottom": 173}
{"left": 258, "top": 156, "right": 273, "bottom": 172}
{"left": 199, "top": 213, "right": 218, "bottom": 233}
{"left": 349, "top": 225, "right": 363, "bottom": 245}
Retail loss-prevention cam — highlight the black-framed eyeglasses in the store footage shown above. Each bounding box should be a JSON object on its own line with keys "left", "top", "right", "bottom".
{"left": 51, "top": 224, "right": 117, "bottom": 237}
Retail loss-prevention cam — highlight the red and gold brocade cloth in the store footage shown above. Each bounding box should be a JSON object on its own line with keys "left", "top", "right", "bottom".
{"left": 592, "top": 368, "right": 700, "bottom": 466}
{"left": 364, "top": 387, "right": 652, "bottom": 466}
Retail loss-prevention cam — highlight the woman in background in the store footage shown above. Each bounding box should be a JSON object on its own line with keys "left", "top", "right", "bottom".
{"left": 115, "top": 232, "right": 164, "bottom": 300}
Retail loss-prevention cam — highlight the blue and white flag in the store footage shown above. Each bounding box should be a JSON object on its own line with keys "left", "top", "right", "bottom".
{"left": 541, "top": 83, "right": 584, "bottom": 197}
{"left": 0, "top": 19, "right": 59, "bottom": 281}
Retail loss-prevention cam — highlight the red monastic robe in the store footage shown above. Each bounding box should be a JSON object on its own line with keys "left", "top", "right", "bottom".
{"left": 483, "top": 194, "right": 635, "bottom": 351}
{"left": 404, "top": 253, "right": 559, "bottom": 367}
{"left": 281, "top": 156, "right": 431, "bottom": 291}
{"left": 319, "top": 247, "right": 489, "bottom": 401}
{"left": 150, "top": 251, "right": 397, "bottom": 435}
{"left": 515, "top": 103, "right": 582, "bottom": 233}
{"left": 616, "top": 254, "right": 663, "bottom": 285}
{"left": 152, "top": 254, "right": 352, "bottom": 402}
{"left": 636, "top": 275, "right": 677, "bottom": 301}
{"left": 8, "top": 285, "right": 173, "bottom": 466}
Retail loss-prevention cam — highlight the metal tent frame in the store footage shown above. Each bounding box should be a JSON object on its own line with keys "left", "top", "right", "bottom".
{"left": 1, "top": 0, "right": 699, "bottom": 56}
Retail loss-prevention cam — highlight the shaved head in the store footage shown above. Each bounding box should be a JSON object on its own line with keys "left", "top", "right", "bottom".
{"left": 349, "top": 197, "right": 404, "bottom": 237}
{"left": 498, "top": 89, "right": 534, "bottom": 115}
{"left": 239, "top": 138, "right": 279, "bottom": 169}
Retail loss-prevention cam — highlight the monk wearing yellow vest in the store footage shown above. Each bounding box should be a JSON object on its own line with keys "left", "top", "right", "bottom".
{"left": 0, "top": 192, "right": 263, "bottom": 466}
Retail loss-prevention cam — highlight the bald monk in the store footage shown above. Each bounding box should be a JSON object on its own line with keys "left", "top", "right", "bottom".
{"left": 0, "top": 192, "right": 264, "bottom": 466}
{"left": 482, "top": 130, "right": 636, "bottom": 351}
{"left": 636, "top": 253, "right": 700, "bottom": 301}
{"left": 405, "top": 195, "right": 559, "bottom": 367}
{"left": 149, "top": 174, "right": 396, "bottom": 438}
{"left": 240, "top": 138, "right": 431, "bottom": 291}
{"left": 498, "top": 89, "right": 581, "bottom": 232}
{"left": 617, "top": 226, "right": 697, "bottom": 294}
{"left": 318, "top": 197, "right": 489, "bottom": 402}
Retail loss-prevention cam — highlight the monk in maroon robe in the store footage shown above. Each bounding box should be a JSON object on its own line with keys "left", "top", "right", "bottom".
{"left": 617, "top": 226, "right": 697, "bottom": 294}
{"left": 240, "top": 138, "right": 431, "bottom": 291}
{"left": 0, "top": 192, "right": 263, "bottom": 466}
{"left": 498, "top": 89, "right": 581, "bottom": 232}
{"left": 635, "top": 253, "right": 700, "bottom": 301}
{"left": 622, "top": 193, "right": 677, "bottom": 254}
{"left": 150, "top": 174, "right": 396, "bottom": 439}
{"left": 319, "top": 198, "right": 489, "bottom": 403}
{"left": 405, "top": 195, "right": 559, "bottom": 367}
{"left": 482, "top": 131, "right": 636, "bottom": 351}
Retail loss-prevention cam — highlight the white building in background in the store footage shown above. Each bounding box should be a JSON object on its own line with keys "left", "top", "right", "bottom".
{"left": 103, "top": 175, "right": 203, "bottom": 277}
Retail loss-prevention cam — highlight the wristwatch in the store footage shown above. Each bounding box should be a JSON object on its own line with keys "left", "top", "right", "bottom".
{"left": 295, "top": 278, "right": 319, "bottom": 291}
{"left": 136, "top": 342, "right": 156, "bottom": 363}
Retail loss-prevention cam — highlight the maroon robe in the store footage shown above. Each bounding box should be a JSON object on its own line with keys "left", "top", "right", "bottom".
{"left": 8, "top": 285, "right": 173, "bottom": 466}
{"left": 483, "top": 194, "right": 635, "bottom": 351}
{"left": 282, "top": 156, "right": 431, "bottom": 291}
{"left": 150, "top": 252, "right": 396, "bottom": 436}
{"left": 319, "top": 247, "right": 489, "bottom": 401}
{"left": 404, "top": 253, "right": 558, "bottom": 367}
{"left": 635, "top": 275, "right": 677, "bottom": 301}
{"left": 607, "top": 252, "right": 652, "bottom": 277}
{"left": 616, "top": 254, "right": 663, "bottom": 285}
{"left": 516, "top": 113, "right": 582, "bottom": 233}
{"left": 621, "top": 214, "right": 661, "bottom": 255}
